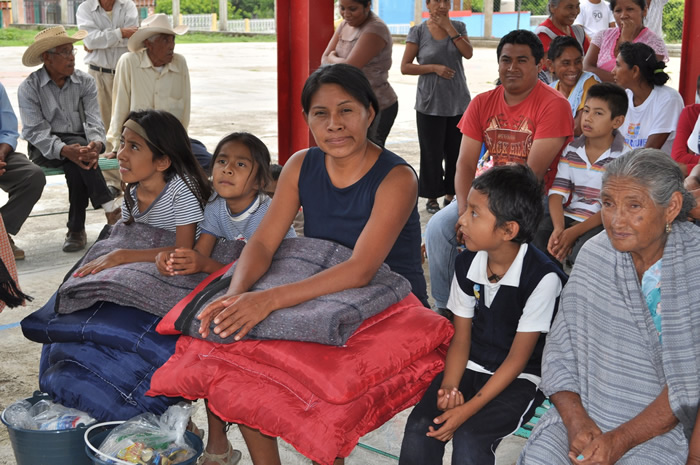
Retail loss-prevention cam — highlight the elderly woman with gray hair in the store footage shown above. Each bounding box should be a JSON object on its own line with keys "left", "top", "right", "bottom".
{"left": 518, "top": 148, "right": 700, "bottom": 465}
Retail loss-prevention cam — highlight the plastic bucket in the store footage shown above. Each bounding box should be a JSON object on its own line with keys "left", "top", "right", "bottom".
{"left": 1, "top": 392, "right": 94, "bottom": 465}
{"left": 84, "top": 421, "right": 204, "bottom": 465}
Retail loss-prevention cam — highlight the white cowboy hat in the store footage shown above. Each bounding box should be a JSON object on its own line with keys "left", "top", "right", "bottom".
{"left": 22, "top": 26, "right": 87, "bottom": 67}
{"left": 128, "top": 14, "right": 188, "bottom": 52}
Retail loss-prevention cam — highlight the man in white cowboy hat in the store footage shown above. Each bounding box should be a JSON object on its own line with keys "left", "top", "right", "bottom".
{"left": 18, "top": 26, "right": 121, "bottom": 253}
{"left": 107, "top": 13, "right": 212, "bottom": 169}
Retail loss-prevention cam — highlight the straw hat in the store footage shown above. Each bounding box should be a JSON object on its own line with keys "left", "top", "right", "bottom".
{"left": 128, "top": 14, "right": 188, "bottom": 52}
{"left": 22, "top": 26, "right": 87, "bottom": 67}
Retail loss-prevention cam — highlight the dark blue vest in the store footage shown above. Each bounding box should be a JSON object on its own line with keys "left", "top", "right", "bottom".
{"left": 453, "top": 245, "right": 567, "bottom": 376}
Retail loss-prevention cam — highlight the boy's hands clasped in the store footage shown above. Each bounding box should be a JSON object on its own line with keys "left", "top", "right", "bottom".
{"left": 428, "top": 386, "right": 469, "bottom": 442}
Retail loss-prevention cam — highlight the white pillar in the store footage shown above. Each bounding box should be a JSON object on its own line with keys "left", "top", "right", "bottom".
{"left": 484, "top": 0, "right": 493, "bottom": 38}
{"left": 172, "top": 0, "right": 180, "bottom": 26}
{"left": 414, "top": 0, "right": 422, "bottom": 25}
{"left": 60, "top": 0, "right": 68, "bottom": 24}
{"left": 218, "top": 0, "right": 227, "bottom": 31}
{"left": 11, "top": 0, "right": 20, "bottom": 23}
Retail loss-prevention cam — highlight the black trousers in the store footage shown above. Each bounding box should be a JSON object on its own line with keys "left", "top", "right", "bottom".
{"left": 369, "top": 100, "right": 398, "bottom": 148}
{"left": 399, "top": 370, "right": 544, "bottom": 465}
{"left": 28, "top": 134, "right": 113, "bottom": 232}
{"left": 416, "top": 112, "right": 462, "bottom": 199}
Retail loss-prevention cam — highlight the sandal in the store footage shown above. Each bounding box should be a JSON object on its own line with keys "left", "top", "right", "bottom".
{"left": 187, "top": 420, "right": 205, "bottom": 440}
{"left": 426, "top": 199, "right": 440, "bottom": 214}
{"left": 197, "top": 441, "right": 242, "bottom": 465}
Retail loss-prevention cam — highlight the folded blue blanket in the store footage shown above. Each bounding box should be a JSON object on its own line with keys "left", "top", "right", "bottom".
{"left": 22, "top": 293, "right": 181, "bottom": 421}
{"left": 174, "top": 237, "right": 412, "bottom": 346}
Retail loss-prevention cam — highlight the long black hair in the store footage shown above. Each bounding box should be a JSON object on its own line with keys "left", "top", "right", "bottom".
{"left": 120, "top": 110, "right": 211, "bottom": 224}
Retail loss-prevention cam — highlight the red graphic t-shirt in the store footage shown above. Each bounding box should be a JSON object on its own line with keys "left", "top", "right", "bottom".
{"left": 457, "top": 80, "right": 574, "bottom": 189}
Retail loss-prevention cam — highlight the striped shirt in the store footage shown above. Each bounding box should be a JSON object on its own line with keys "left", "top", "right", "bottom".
{"left": 200, "top": 194, "right": 295, "bottom": 242}
{"left": 549, "top": 131, "right": 630, "bottom": 221}
{"left": 122, "top": 174, "right": 204, "bottom": 232}
{"left": 18, "top": 68, "right": 105, "bottom": 160}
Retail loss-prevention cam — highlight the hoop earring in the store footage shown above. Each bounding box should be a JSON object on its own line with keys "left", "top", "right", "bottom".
{"left": 665, "top": 223, "right": 672, "bottom": 234}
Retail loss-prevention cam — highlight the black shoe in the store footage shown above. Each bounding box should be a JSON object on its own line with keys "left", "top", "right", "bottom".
{"left": 426, "top": 199, "right": 440, "bottom": 214}
{"left": 107, "top": 185, "right": 121, "bottom": 198}
{"left": 62, "top": 230, "right": 87, "bottom": 252}
{"left": 443, "top": 197, "right": 453, "bottom": 208}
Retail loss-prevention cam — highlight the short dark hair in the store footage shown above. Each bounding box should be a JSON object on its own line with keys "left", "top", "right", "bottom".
{"left": 212, "top": 132, "right": 272, "bottom": 194}
{"left": 618, "top": 42, "right": 669, "bottom": 87}
{"left": 301, "top": 64, "right": 379, "bottom": 116}
{"left": 348, "top": 0, "right": 371, "bottom": 6}
{"left": 585, "top": 82, "right": 628, "bottom": 119}
{"left": 547, "top": 35, "right": 583, "bottom": 61}
{"left": 269, "top": 163, "right": 283, "bottom": 181}
{"left": 497, "top": 29, "right": 544, "bottom": 65}
{"left": 609, "top": 0, "right": 645, "bottom": 11}
{"left": 471, "top": 164, "right": 544, "bottom": 244}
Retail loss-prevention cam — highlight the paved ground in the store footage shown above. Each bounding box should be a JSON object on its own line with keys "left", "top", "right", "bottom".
{"left": 0, "top": 41, "right": 682, "bottom": 465}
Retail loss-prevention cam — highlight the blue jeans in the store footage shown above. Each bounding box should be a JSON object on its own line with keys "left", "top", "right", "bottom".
{"left": 424, "top": 200, "right": 460, "bottom": 308}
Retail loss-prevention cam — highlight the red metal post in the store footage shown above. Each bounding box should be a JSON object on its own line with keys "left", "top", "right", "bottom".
{"left": 276, "top": 0, "right": 334, "bottom": 164}
{"left": 679, "top": 0, "right": 700, "bottom": 105}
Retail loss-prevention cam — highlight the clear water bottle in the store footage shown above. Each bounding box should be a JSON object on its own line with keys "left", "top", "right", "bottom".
{"left": 3, "top": 400, "right": 37, "bottom": 430}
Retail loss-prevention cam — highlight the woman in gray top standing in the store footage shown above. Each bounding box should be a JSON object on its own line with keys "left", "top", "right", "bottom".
{"left": 322, "top": 0, "right": 397, "bottom": 147}
{"left": 401, "top": 0, "right": 473, "bottom": 214}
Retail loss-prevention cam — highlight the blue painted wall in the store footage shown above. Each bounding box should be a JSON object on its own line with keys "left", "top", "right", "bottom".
{"left": 376, "top": 3, "right": 532, "bottom": 38}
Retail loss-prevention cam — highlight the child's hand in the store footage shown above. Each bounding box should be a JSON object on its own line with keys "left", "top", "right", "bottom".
{"left": 73, "top": 251, "right": 123, "bottom": 277}
{"left": 547, "top": 227, "right": 564, "bottom": 258}
{"left": 155, "top": 251, "right": 171, "bottom": 275}
{"left": 427, "top": 405, "right": 471, "bottom": 442}
{"left": 552, "top": 228, "right": 579, "bottom": 261}
{"left": 436, "top": 387, "right": 464, "bottom": 411}
{"left": 165, "top": 248, "right": 208, "bottom": 275}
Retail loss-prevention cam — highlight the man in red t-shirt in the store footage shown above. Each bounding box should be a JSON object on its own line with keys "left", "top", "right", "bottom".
{"left": 425, "top": 29, "right": 574, "bottom": 312}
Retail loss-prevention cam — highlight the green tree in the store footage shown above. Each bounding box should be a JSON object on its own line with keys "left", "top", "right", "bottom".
{"left": 662, "top": 0, "right": 684, "bottom": 43}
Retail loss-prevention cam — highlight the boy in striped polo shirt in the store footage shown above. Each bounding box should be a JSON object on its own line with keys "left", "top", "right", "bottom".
{"left": 534, "top": 83, "right": 630, "bottom": 267}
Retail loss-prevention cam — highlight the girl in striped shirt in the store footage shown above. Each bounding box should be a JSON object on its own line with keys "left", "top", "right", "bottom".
{"left": 161, "top": 132, "right": 294, "bottom": 276}
{"left": 74, "top": 109, "right": 210, "bottom": 276}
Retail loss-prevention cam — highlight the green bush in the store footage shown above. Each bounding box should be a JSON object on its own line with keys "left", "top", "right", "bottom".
{"left": 662, "top": 0, "right": 684, "bottom": 44}
{"left": 155, "top": 0, "right": 273, "bottom": 19}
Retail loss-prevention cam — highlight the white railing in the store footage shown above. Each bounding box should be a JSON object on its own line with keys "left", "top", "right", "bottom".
{"left": 165, "top": 14, "right": 275, "bottom": 33}
{"left": 386, "top": 23, "right": 411, "bottom": 35}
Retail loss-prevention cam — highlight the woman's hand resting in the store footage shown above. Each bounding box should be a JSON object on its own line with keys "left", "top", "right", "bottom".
{"left": 197, "top": 290, "right": 275, "bottom": 340}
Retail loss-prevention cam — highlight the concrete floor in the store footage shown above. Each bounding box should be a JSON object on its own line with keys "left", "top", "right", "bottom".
{"left": 0, "top": 41, "right": 682, "bottom": 465}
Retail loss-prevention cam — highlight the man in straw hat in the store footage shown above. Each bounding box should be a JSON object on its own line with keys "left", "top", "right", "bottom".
{"left": 18, "top": 26, "right": 121, "bottom": 253}
{"left": 107, "top": 13, "right": 212, "bottom": 169}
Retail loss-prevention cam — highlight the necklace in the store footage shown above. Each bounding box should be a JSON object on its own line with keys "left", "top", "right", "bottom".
{"left": 487, "top": 263, "right": 503, "bottom": 283}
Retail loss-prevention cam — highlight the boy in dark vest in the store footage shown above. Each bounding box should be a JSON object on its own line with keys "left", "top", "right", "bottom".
{"left": 399, "top": 164, "right": 567, "bottom": 465}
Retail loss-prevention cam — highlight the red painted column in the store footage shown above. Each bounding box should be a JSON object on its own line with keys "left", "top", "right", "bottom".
{"left": 679, "top": 1, "right": 700, "bottom": 105}
{"left": 276, "top": 0, "right": 334, "bottom": 164}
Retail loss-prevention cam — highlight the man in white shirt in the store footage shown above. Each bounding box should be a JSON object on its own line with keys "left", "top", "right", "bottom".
{"left": 76, "top": 0, "right": 138, "bottom": 140}
{"left": 645, "top": 0, "right": 668, "bottom": 38}
{"left": 107, "top": 13, "right": 211, "bottom": 168}
{"left": 574, "top": 0, "right": 615, "bottom": 36}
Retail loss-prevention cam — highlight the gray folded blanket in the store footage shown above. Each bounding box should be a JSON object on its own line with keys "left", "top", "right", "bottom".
{"left": 56, "top": 222, "right": 245, "bottom": 316}
{"left": 174, "top": 237, "right": 412, "bottom": 346}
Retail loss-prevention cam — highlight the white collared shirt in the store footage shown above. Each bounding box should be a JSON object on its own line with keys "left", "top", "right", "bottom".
{"left": 447, "top": 243, "right": 563, "bottom": 386}
{"left": 107, "top": 49, "right": 190, "bottom": 151}
{"left": 76, "top": 0, "right": 139, "bottom": 69}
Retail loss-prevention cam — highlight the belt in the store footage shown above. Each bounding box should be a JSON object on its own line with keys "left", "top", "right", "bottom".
{"left": 89, "top": 64, "right": 115, "bottom": 74}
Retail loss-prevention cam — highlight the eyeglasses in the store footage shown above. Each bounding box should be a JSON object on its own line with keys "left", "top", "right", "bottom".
{"left": 49, "top": 48, "right": 77, "bottom": 59}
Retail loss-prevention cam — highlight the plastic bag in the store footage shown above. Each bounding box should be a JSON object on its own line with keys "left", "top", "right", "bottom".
{"left": 97, "top": 403, "right": 196, "bottom": 464}
{"left": 3, "top": 397, "right": 96, "bottom": 430}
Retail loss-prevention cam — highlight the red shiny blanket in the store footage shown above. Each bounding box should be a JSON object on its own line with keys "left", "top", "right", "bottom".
{"left": 147, "top": 295, "right": 453, "bottom": 464}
